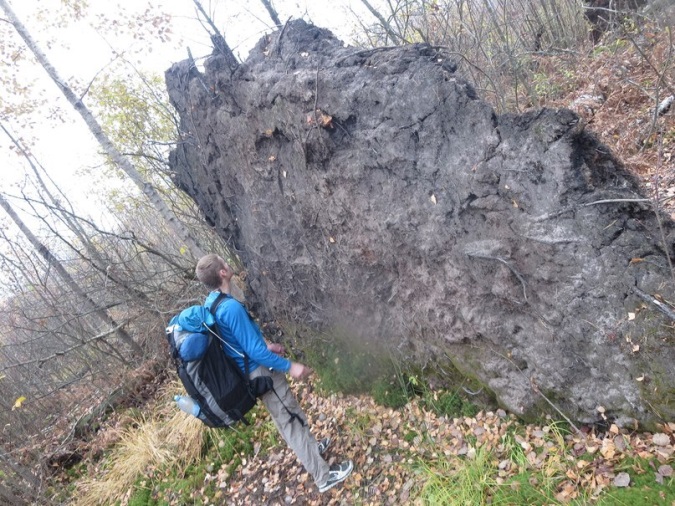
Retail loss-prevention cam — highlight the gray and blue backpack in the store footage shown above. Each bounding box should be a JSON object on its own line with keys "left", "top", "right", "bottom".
{"left": 165, "top": 293, "right": 273, "bottom": 427}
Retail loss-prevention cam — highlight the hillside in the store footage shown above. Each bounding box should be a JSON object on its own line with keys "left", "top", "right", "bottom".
{"left": 45, "top": 16, "right": 675, "bottom": 506}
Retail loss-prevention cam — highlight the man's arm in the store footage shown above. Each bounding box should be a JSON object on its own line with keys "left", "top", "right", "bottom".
{"left": 220, "top": 300, "right": 292, "bottom": 372}
{"left": 264, "top": 343, "right": 312, "bottom": 378}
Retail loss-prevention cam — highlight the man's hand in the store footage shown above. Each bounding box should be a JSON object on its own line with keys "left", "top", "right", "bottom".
{"left": 289, "top": 362, "right": 312, "bottom": 380}
{"left": 267, "top": 343, "right": 286, "bottom": 355}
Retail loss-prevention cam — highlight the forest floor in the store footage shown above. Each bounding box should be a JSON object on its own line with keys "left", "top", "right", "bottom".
{"left": 60, "top": 372, "right": 674, "bottom": 506}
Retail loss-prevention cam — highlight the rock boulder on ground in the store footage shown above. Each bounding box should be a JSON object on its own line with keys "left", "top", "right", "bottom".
{"left": 166, "top": 20, "right": 675, "bottom": 428}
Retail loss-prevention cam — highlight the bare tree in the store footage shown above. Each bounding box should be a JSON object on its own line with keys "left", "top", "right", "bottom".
{"left": 0, "top": 192, "right": 142, "bottom": 355}
{"left": 359, "top": 0, "right": 409, "bottom": 45}
{"left": 0, "top": 0, "right": 205, "bottom": 259}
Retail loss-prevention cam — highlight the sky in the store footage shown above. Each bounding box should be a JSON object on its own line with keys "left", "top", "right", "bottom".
{"left": 0, "top": 0, "right": 371, "bottom": 227}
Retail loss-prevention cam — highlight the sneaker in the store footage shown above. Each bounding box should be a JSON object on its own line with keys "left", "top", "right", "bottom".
{"left": 318, "top": 460, "right": 353, "bottom": 493}
{"left": 317, "top": 437, "right": 331, "bottom": 455}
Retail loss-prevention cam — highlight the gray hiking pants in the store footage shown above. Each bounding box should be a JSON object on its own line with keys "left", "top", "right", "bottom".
{"left": 249, "top": 366, "right": 330, "bottom": 486}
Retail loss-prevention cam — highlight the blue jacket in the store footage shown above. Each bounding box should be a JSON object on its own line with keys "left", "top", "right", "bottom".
{"left": 204, "top": 291, "right": 291, "bottom": 374}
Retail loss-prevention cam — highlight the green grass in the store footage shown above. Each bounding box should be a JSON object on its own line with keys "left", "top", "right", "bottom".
{"left": 371, "top": 373, "right": 420, "bottom": 409}
{"left": 596, "top": 457, "right": 675, "bottom": 505}
{"left": 422, "top": 390, "right": 479, "bottom": 418}
{"left": 492, "top": 472, "right": 568, "bottom": 505}
{"left": 417, "top": 443, "right": 572, "bottom": 506}
{"left": 415, "top": 423, "right": 674, "bottom": 506}
{"left": 127, "top": 484, "right": 151, "bottom": 506}
{"left": 293, "top": 324, "right": 484, "bottom": 419}
{"left": 500, "top": 431, "right": 528, "bottom": 469}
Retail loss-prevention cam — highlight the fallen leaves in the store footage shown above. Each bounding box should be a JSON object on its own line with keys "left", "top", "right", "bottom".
{"left": 653, "top": 433, "right": 671, "bottom": 447}
{"left": 656, "top": 464, "right": 673, "bottom": 484}
{"left": 94, "top": 376, "right": 674, "bottom": 506}
{"left": 12, "top": 395, "right": 26, "bottom": 410}
{"left": 306, "top": 109, "right": 333, "bottom": 129}
{"left": 613, "top": 472, "right": 630, "bottom": 487}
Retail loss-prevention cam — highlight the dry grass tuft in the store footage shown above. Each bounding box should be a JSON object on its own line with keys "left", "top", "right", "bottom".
{"left": 73, "top": 381, "right": 204, "bottom": 506}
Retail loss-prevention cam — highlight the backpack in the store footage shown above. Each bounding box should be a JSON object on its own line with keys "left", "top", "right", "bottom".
{"left": 165, "top": 292, "right": 273, "bottom": 428}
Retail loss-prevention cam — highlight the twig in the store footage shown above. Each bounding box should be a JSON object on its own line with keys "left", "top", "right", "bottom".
{"left": 534, "top": 198, "right": 651, "bottom": 222}
{"left": 358, "top": 0, "right": 406, "bottom": 45}
{"left": 275, "top": 17, "right": 291, "bottom": 56}
{"left": 191, "top": 0, "right": 238, "bottom": 70}
{"left": 192, "top": 0, "right": 223, "bottom": 43}
{"left": 632, "top": 286, "right": 675, "bottom": 322}
{"left": 78, "top": 63, "right": 113, "bottom": 101}
{"left": 462, "top": 386, "right": 484, "bottom": 396}
{"left": 313, "top": 65, "right": 320, "bottom": 126}
{"left": 652, "top": 133, "right": 675, "bottom": 284}
{"left": 530, "top": 377, "right": 582, "bottom": 434}
{"left": 259, "top": 0, "right": 282, "bottom": 27}
{"left": 641, "top": 27, "right": 673, "bottom": 152}
{"left": 303, "top": 65, "right": 322, "bottom": 146}
{"left": 466, "top": 252, "right": 528, "bottom": 302}
{"left": 624, "top": 26, "right": 675, "bottom": 97}
{"left": 582, "top": 198, "right": 651, "bottom": 206}
{"left": 0, "top": 323, "right": 128, "bottom": 372}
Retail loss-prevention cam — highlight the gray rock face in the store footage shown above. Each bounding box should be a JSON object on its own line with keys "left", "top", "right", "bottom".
{"left": 166, "top": 20, "right": 674, "bottom": 427}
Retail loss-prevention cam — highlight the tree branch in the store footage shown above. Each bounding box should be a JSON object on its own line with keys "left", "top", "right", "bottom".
{"left": 0, "top": 323, "right": 128, "bottom": 372}
{"left": 259, "top": 0, "right": 281, "bottom": 27}
{"left": 466, "top": 252, "right": 528, "bottom": 302}
{"left": 632, "top": 286, "right": 675, "bottom": 322}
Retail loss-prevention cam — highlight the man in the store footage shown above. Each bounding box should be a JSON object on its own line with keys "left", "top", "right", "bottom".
{"left": 195, "top": 254, "right": 353, "bottom": 493}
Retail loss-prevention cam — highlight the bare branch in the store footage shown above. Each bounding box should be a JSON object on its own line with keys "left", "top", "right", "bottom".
{"left": 359, "top": 0, "right": 407, "bottom": 45}
{"left": 632, "top": 286, "right": 675, "bottom": 322}
{"left": 259, "top": 0, "right": 281, "bottom": 27}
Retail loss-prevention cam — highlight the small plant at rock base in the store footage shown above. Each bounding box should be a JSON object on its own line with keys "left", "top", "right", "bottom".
{"left": 298, "top": 328, "right": 390, "bottom": 395}
{"left": 422, "top": 390, "right": 479, "bottom": 418}
{"left": 372, "top": 376, "right": 411, "bottom": 409}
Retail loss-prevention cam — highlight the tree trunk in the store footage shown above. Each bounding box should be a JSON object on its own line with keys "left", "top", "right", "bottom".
{"left": 359, "top": 0, "right": 407, "bottom": 45}
{"left": 259, "top": 0, "right": 282, "bottom": 26}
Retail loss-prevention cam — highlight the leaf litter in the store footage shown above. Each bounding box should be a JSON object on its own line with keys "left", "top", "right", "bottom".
{"left": 143, "top": 377, "right": 673, "bottom": 506}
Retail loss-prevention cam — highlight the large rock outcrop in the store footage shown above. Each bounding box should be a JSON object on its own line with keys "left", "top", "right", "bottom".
{"left": 166, "top": 21, "right": 674, "bottom": 427}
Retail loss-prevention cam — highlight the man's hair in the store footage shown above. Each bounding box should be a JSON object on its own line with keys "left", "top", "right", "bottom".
{"left": 196, "top": 254, "right": 224, "bottom": 290}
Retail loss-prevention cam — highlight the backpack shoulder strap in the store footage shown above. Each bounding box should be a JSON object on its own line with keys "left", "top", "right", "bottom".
{"left": 207, "top": 292, "right": 251, "bottom": 377}
{"left": 208, "top": 291, "right": 229, "bottom": 316}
